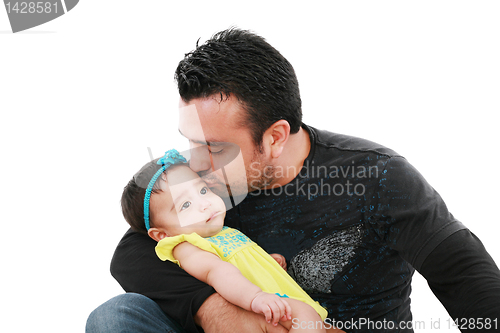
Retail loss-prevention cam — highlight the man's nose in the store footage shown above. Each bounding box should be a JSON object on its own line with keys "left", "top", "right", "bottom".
{"left": 189, "top": 146, "right": 213, "bottom": 173}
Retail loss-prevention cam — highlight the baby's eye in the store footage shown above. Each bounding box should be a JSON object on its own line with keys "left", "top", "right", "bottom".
{"left": 181, "top": 201, "right": 191, "bottom": 210}
{"left": 200, "top": 187, "right": 208, "bottom": 195}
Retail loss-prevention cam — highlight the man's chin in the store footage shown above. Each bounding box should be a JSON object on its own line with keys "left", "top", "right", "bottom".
{"left": 208, "top": 185, "right": 248, "bottom": 209}
{"left": 207, "top": 183, "right": 229, "bottom": 197}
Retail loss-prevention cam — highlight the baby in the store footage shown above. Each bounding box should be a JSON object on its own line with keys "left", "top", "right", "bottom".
{"left": 121, "top": 149, "right": 342, "bottom": 332}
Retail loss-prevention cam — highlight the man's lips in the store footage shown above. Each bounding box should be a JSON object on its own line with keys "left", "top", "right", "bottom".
{"left": 204, "top": 180, "right": 219, "bottom": 188}
{"left": 201, "top": 175, "right": 219, "bottom": 186}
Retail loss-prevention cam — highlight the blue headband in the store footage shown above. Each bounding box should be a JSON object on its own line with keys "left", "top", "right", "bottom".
{"left": 144, "top": 149, "right": 187, "bottom": 230}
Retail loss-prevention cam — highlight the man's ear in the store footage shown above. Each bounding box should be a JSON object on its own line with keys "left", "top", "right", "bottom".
{"left": 262, "top": 120, "right": 290, "bottom": 159}
{"left": 148, "top": 228, "right": 168, "bottom": 242}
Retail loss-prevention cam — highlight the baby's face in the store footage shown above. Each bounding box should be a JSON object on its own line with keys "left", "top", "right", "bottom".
{"left": 150, "top": 165, "right": 226, "bottom": 238}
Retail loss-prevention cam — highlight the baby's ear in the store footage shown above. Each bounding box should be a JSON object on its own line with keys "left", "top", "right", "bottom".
{"left": 148, "top": 228, "right": 168, "bottom": 242}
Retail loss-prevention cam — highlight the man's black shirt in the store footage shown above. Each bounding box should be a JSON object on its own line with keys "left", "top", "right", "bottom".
{"left": 111, "top": 125, "right": 500, "bottom": 332}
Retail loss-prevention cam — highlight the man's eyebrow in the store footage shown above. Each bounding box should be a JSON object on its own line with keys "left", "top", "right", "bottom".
{"left": 177, "top": 129, "right": 226, "bottom": 146}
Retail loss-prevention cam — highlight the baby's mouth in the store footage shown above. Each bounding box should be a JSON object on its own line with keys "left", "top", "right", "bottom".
{"left": 206, "top": 211, "right": 220, "bottom": 223}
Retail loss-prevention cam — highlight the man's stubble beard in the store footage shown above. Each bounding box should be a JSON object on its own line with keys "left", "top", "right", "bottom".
{"left": 246, "top": 149, "right": 276, "bottom": 193}
{"left": 202, "top": 149, "right": 277, "bottom": 199}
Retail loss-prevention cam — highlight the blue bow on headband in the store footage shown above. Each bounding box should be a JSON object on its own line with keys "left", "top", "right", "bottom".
{"left": 143, "top": 149, "right": 187, "bottom": 230}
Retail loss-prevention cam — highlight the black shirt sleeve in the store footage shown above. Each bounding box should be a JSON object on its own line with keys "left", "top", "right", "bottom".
{"left": 110, "top": 228, "right": 216, "bottom": 333}
{"left": 420, "top": 229, "right": 500, "bottom": 324}
{"left": 374, "top": 156, "right": 465, "bottom": 268}
{"left": 374, "top": 156, "right": 500, "bottom": 324}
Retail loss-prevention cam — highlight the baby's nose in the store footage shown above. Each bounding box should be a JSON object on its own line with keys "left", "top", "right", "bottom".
{"left": 199, "top": 198, "right": 212, "bottom": 210}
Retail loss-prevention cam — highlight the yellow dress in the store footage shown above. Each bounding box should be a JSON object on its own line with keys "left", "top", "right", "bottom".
{"left": 156, "top": 226, "right": 327, "bottom": 320}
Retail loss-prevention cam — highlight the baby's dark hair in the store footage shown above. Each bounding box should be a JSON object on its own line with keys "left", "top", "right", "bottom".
{"left": 121, "top": 159, "right": 166, "bottom": 234}
{"left": 175, "top": 27, "right": 302, "bottom": 147}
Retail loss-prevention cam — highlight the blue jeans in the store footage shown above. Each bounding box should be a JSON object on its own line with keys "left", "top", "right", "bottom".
{"left": 86, "top": 293, "right": 187, "bottom": 333}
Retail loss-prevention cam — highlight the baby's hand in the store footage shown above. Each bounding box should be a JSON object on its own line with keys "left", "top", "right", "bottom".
{"left": 250, "top": 291, "right": 292, "bottom": 326}
{"left": 269, "top": 253, "right": 287, "bottom": 270}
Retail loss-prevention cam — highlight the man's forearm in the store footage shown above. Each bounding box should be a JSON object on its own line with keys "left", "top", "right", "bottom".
{"left": 194, "top": 293, "right": 287, "bottom": 333}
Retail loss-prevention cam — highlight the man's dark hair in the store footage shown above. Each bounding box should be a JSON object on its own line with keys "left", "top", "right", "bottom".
{"left": 175, "top": 28, "right": 302, "bottom": 146}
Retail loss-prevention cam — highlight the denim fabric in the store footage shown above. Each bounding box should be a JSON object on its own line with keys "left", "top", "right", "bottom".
{"left": 86, "top": 293, "right": 187, "bottom": 333}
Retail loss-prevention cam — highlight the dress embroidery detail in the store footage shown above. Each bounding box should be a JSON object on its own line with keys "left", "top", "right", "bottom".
{"left": 206, "top": 226, "right": 254, "bottom": 258}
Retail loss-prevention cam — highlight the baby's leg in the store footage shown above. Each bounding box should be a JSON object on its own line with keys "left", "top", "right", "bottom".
{"left": 278, "top": 298, "right": 344, "bottom": 333}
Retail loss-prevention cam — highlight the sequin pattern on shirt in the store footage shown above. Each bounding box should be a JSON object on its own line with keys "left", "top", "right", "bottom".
{"left": 288, "top": 224, "right": 363, "bottom": 294}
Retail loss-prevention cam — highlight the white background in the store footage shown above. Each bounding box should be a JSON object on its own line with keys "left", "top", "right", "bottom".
{"left": 1, "top": 1, "right": 499, "bottom": 332}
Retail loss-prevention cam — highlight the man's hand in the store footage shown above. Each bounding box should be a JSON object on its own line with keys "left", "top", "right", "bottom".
{"left": 269, "top": 253, "right": 287, "bottom": 271}
{"left": 250, "top": 291, "right": 292, "bottom": 326}
{"left": 195, "top": 293, "right": 288, "bottom": 333}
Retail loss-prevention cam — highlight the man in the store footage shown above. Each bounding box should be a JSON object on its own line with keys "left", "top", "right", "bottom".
{"left": 87, "top": 28, "right": 500, "bottom": 332}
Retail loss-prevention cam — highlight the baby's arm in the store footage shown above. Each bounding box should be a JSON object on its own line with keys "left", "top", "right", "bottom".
{"left": 173, "top": 241, "right": 292, "bottom": 325}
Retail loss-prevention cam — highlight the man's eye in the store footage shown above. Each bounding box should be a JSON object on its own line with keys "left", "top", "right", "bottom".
{"left": 200, "top": 187, "right": 208, "bottom": 195}
{"left": 181, "top": 202, "right": 191, "bottom": 210}
{"left": 208, "top": 147, "right": 223, "bottom": 154}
